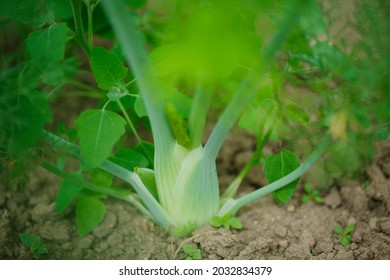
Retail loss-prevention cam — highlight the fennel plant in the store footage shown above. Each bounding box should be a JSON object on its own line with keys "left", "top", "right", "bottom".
{"left": 3, "top": 0, "right": 388, "bottom": 236}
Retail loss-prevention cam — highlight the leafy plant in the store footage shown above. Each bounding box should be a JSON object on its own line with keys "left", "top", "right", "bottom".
{"left": 1, "top": 0, "right": 388, "bottom": 237}
{"left": 19, "top": 233, "right": 48, "bottom": 259}
{"left": 210, "top": 214, "right": 243, "bottom": 230}
{"left": 301, "top": 183, "right": 324, "bottom": 204}
{"left": 182, "top": 244, "right": 202, "bottom": 260}
{"left": 333, "top": 224, "right": 355, "bottom": 247}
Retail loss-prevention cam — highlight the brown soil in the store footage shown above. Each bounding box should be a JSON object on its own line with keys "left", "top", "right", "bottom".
{"left": 1, "top": 134, "right": 389, "bottom": 260}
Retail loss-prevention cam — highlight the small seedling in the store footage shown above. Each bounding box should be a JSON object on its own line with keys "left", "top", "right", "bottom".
{"left": 19, "top": 233, "right": 48, "bottom": 259}
{"left": 361, "top": 181, "right": 369, "bottom": 189}
{"left": 333, "top": 224, "right": 355, "bottom": 247}
{"left": 301, "top": 183, "right": 324, "bottom": 204}
{"left": 182, "top": 244, "right": 202, "bottom": 260}
{"left": 210, "top": 213, "right": 243, "bottom": 230}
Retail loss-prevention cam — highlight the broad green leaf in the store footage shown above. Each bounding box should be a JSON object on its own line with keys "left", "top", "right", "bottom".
{"left": 182, "top": 244, "right": 194, "bottom": 254}
{"left": 36, "top": 245, "right": 48, "bottom": 255}
{"left": 126, "top": 0, "right": 147, "bottom": 9}
{"left": 332, "top": 226, "right": 343, "bottom": 234}
{"left": 239, "top": 107, "right": 263, "bottom": 134}
{"left": 345, "top": 224, "right": 355, "bottom": 234}
{"left": 285, "top": 104, "right": 310, "bottom": 124}
{"left": 75, "top": 109, "right": 126, "bottom": 168}
{"left": 111, "top": 148, "right": 149, "bottom": 171}
{"left": 228, "top": 217, "right": 243, "bottom": 230}
{"left": 89, "top": 168, "right": 113, "bottom": 188}
{"left": 0, "top": 0, "right": 48, "bottom": 26}
{"left": 135, "top": 141, "right": 154, "bottom": 166}
{"left": 135, "top": 168, "right": 158, "bottom": 199}
{"left": 239, "top": 97, "right": 277, "bottom": 134}
{"left": 76, "top": 197, "right": 106, "bottom": 237}
{"left": 26, "top": 23, "right": 69, "bottom": 68}
{"left": 340, "top": 236, "right": 351, "bottom": 247}
{"left": 48, "top": 0, "right": 73, "bottom": 20}
{"left": 209, "top": 216, "right": 223, "bottom": 228}
{"left": 263, "top": 149, "right": 301, "bottom": 204}
{"left": 55, "top": 178, "right": 83, "bottom": 213}
{"left": 19, "top": 233, "right": 39, "bottom": 248}
{"left": 134, "top": 96, "right": 147, "bottom": 117}
{"left": 90, "top": 47, "right": 128, "bottom": 90}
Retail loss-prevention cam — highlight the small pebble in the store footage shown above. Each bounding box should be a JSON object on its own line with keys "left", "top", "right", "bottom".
{"left": 287, "top": 205, "right": 295, "bottom": 212}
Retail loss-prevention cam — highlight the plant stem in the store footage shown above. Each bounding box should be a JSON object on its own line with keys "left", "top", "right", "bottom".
{"left": 189, "top": 84, "right": 210, "bottom": 149}
{"left": 87, "top": 1, "right": 94, "bottom": 48}
{"left": 41, "top": 161, "right": 153, "bottom": 221}
{"left": 218, "top": 134, "right": 331, "bottom": 216}
{"left": 221, "top": 126, "right": 273, "bottom": 201}
{"left": 116, "top": 99, "right": 142, "bottom": 144}
{"left": 205, "top": 77, "right": 256, "bottom": 160}
{"left": 41, "top": 130, "right": 174, "bottom": 228}
{"left": 116, "top": 99, "right": 154, "bottom": 164}
{"left": 70, "top": 0, "right": 90, "bottom": 55}
{"left": 101, "top": 0, "right": 179, "bottom": 211}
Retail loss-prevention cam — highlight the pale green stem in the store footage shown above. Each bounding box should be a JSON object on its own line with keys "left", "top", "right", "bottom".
{"left": 41, "top": 161, "right": 154, "bottom": 221}
{"left": 221, "top": 125, "right": 273, "bottom": 201}
{"left": 205, "top": 77, "right": 255, "bottom": 160}
{"left": 41, "top": 131, "right": 174, "bottom": 228}
{"left": 70, "top": 0, "right": 90, "bottom": 55}
{"left": 101, "top": 0, "right": 172, "bottom": 148}
{"left": 116, "top": 99, "right": 142, "bottom": 144}
{"left": 189, "top": 84, "right": 210, "bottom": 148}
{"left": 87, "top": 2, "right": 94, "bottom": 48}
{"left": 117, "top": 99, "right": 154, "bottom": 165}
{"left": 101, "top": 0, "right": 178, "bottom": 210}
{"left": 218, "top": 135, "right": 331, "bottom": 216}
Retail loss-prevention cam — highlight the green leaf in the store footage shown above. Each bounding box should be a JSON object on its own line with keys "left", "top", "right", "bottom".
{"left": 174, "top": 221, "right": 197, "bottom": 237}
{"left": 228, "top": 217, "right": 243, "bottom": 230}
{"left": 55, "top": 178, "right": 83, "bottom": 213}
{"left": 90, "top": 47, "right": 128, "bottom": 90}
{"left": 345, "top": 224, "right": 355, "bottom": 234}
{"left": 182, "top": 244, "right": 195, "bottom": 255}
{"left": 76, "top": 197, "right": 106, "bottom": 237}
{"left": 191, "top": 250, "right": 202, "bottom": 260}
{"left": 134, "top": 96, "right": 147, "bottom": 117}
{"left": 134, "top": 168, "right": 158, "bottom": 200}
{"left": 111, "top": 148, "right": 149, "bottom": 171}
{"left": 135, "top": 141, "right": 154, "bottom": 166}
{"left": 89, "top": 168, "right": 113, "bottom": 188}
{"left": 19, "top": 233, "right": 39, "bottom": 248}
{"left": 304, "top": 183, "right": 312, "bottom": 193}
{"left": 332, "top": 226, "right": 343, "bottom": 234}
{"left": 314, "top": 196, "right": 324, "bottom": 204}
{"left": 126, "top": 0, "right": 147, "bottom": 9}
{"left": 340, "top": 236, "right": 351, "bottom": 247}
{"left": 301, "top": 195, "right": 310, "bottom": 203}
{"left": 285, "top": 104, "right": 310, "bottom": 124}
{"left": 26, "top": 23, "right": 69, "bottom": 69}
{"left": 0, "top": 0, "right": 48, "bottom": 26}
{"left": 36, "top": 244, "right": 49, "bottom": 255}
{"left": 209, "top": 216, "right": 223, "bottom": 228}
{"left": 263, "top": 149, "right": 301, "bottom": 204}
{"left": 75, "top": 109, "right": 126, "bottom": 168}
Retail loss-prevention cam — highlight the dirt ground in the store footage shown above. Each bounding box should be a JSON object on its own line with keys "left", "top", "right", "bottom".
{"left": 1, "top": 131, "right": 389, "bottom": 260}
